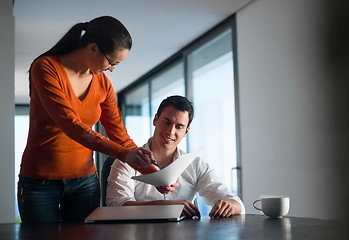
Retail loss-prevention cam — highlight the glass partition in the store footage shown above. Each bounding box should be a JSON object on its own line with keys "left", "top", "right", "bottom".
{"left": 188, "top": 29, "right": 237, "bottom": 191}
{"left": 123, "top": 83, "right": 151, "bottom": 146}
{"left": 187, "top": 29, "right": 238, "bottom": 215}
{"left": 150, "top": 60, "right": 186, "bottom": 150}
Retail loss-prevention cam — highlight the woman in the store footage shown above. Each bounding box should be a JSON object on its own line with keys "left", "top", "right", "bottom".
{"left": 17, "top": 16, "right": 154, "bottom": 223}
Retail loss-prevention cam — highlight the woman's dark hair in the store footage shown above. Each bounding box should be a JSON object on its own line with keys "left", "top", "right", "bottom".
{"left": 29, "top": 16, "right": 132, "bottom": 96}
{"left": 156, "top": 95, "right": 194, "bottom": 127}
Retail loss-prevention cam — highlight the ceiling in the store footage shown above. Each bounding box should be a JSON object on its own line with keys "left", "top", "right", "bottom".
{"left": 13, "top": 0, "right": 253, "bottom": 104}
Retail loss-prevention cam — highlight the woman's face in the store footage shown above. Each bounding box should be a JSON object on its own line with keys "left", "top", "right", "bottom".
{"left": 88, "top": 44, "right": 129, "bottom": 74}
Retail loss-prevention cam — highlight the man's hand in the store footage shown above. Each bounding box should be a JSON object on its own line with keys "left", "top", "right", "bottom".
{"left": 124, "top": 148, "right": 155, "bottom": 168}
{"left": 209, "top": 199, "right": 242, "bottom": 218}
{"left": 156, "top": 182, "right": 180, "bottom": 194}
{"left": 167, "top": 200, "right": 201, "bottom": 218}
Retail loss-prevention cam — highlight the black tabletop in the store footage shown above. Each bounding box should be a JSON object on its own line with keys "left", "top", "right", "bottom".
{"left": 0, "top": 214, "right": 346, "bottom": 240}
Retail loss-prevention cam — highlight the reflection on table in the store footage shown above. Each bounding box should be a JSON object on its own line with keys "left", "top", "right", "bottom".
{"left": 0, "top": 214, "right": 346, "bottom": 240}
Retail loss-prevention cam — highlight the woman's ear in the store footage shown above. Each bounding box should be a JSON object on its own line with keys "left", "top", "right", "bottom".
{"left": 86, "top": 43, "right": 98, "bottom": 55}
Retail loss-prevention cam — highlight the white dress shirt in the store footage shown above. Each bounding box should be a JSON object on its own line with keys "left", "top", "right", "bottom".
{"left": 106, "top": 138, "right": 245, "bottom": 214}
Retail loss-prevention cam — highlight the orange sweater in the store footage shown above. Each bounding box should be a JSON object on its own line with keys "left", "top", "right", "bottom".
{"left": 20, "top": 56, "right": 137, "bottom": 180}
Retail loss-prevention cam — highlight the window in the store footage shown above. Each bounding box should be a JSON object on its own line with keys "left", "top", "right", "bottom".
{"left": 150, "top": 60, "right": 186, "bottom": 151}
{"left": 150, "top": 60, "right": 185, "bottom": 118}
{"left": 188, "top": 28, "right": 238, "bottom": 192}
{"left": 122, "top": 83, "right": 151, "bottom": 146}
{"left": 14, "top": 106, "right": 30, "bottom": 222}
{"left": 187, "top": 29, "right": 238, "bottom": 214}
{"left": 118, "top": 15, "right": 241, "bottom": 216}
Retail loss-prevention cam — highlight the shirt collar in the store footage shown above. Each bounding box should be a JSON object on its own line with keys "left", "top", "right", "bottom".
{"left": 144, "top": 137, "right": 180, "bottom": 162}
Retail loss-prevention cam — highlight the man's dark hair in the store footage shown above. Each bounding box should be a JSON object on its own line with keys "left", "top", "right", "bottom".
{"left": 156, "top": 95, "right": 194, "bottom": 127}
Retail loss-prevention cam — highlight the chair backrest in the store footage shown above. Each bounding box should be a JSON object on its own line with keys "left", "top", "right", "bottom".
{"left": 100, "top": 156, "right": 116, "bottom": 206}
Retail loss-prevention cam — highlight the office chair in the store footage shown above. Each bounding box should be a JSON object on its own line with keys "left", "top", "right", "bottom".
{"left": 100, "top": 156, "right": 116, "bottom": 206}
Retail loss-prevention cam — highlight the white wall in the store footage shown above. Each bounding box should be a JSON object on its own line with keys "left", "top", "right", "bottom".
{"left": 237, "top": 0, "right": 348, "bottom": 219}
{"left": 0, "top": 0, "right": 15, "bottom": 223}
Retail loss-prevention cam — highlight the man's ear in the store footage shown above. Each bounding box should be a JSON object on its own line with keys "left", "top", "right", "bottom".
{"left": 185, "top": 126, "right": 190, "bottom": 135}
{"left": 153, "top": 114, "right": 159, "bottom": 126}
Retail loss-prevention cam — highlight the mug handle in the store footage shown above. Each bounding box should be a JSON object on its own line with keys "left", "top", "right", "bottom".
{"left": 253, "top": 199, "right": 262, "bottom": 211}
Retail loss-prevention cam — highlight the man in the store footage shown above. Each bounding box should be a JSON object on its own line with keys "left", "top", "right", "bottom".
{"left": 106, "top": 95, "right": 245, "bottom": 218}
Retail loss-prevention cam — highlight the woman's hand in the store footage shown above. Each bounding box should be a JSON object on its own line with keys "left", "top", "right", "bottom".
{"left": 209, "top": 199, "right": 242, "bottom": 218}
{"left": 124, "top": 148, "right": 155, "bottom": 168}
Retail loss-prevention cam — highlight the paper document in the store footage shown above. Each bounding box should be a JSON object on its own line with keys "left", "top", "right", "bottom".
{"left": 132, "top": 151, "right": 199, "bottom": 186}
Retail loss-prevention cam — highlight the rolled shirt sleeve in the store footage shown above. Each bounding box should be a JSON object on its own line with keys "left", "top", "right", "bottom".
{"left": 194, "top": 158, "right": 245, "bottom": 214}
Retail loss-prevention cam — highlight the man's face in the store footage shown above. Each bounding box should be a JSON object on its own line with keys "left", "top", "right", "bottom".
{"left": 153, "top": 106, "right": 190, "bottom": 151}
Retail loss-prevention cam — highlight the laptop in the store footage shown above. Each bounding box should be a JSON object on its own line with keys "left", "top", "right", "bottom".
{"left": 85, "top": 205, "right": 185, "bottom": 223}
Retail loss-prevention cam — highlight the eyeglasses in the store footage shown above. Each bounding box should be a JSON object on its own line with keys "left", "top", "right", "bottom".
{"left": 102, "top": 52, "right": 118, "bottom": 67}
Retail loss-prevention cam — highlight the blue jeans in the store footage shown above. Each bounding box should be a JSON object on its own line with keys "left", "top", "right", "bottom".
{"left": 17, "top": 172, "right": 100, "bottom": 223}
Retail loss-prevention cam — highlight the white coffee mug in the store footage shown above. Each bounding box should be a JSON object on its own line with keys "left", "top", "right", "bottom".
{"left": 253, "top": 196, "right": 290, "bottom": 218}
